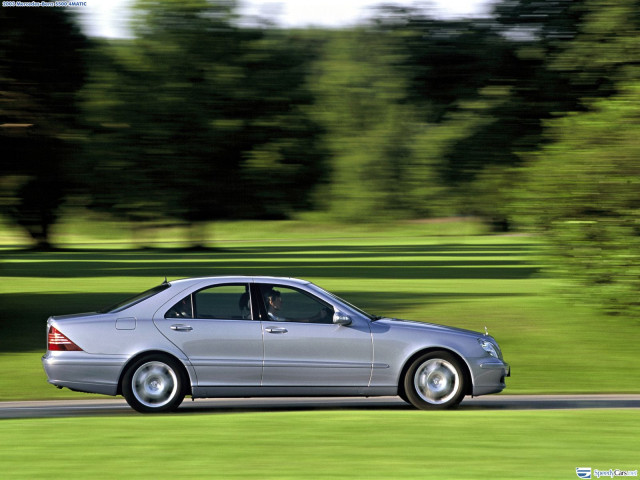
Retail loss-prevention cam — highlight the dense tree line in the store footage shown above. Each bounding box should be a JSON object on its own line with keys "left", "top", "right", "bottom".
{"left": 1, "top": 0, "right": 638, "bottom": 314}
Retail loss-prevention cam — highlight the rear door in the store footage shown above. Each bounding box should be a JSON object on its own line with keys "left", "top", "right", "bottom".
{"left": 154, "top": 283, "right": 263, "bottom": 386}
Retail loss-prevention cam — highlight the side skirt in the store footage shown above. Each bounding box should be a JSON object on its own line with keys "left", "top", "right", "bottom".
{"left": 191, "top": 386, "right": 397, "bottom": 399}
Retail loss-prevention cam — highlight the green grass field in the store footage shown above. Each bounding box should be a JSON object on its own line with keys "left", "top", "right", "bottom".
{"left": 2, "top": 220, "right": 639, "bottom": 480}
{"left": 1, "top": 219, "right": 639, "bottom": 401}
{"left": 2, "top": 410, "right": 639, "bottom": 479}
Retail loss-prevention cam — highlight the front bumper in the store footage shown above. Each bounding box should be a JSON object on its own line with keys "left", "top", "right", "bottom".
{"left": 472, "top": 359, "right": 510, "bottom": 396}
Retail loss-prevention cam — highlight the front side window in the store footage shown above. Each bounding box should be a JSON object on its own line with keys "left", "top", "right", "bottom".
{"left": 259, "top": 284, "right": 333, "bottom": 324}
{"left": 193, "top": 284, "right": 251, "bottom": 320}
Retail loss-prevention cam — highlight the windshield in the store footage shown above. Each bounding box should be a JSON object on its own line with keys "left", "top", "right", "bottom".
{"left": 99, "top": 283, "right": 171, "bottom": 314}
{"left": 310, "top": 284, "right": 381, "bottom": 320}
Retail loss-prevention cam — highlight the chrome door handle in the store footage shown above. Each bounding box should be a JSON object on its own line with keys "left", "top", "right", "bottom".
{"left": 170, "top": 324, "right": 193, "bottom": 331}
{"left": 265, "top": 327, "right": 288, "bottom": 334}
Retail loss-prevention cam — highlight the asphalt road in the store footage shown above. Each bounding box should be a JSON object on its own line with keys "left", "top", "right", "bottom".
{"left": 1, "top": 394, "right": 639, "bottom": 419}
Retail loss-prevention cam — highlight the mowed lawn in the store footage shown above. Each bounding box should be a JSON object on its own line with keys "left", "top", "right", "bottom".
{"left": 1, "top": 223, "right": 639, "bottom": 480}
{"left": 2, "top": 410, "right": 639, "bottom": 479}
{"left": 1, "top": 221, "right": 638, "bottom": 400}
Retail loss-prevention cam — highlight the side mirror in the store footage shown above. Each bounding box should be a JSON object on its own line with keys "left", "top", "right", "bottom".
{"left": 333, "top": 312, "right": 352, "bottom": 326}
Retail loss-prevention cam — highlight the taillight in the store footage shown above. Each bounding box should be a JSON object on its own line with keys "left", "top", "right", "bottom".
{"left": 47, "top": 326, "right": 83, "bottom": 351}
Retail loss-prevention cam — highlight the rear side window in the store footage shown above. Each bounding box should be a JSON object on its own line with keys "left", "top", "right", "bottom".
{"left": 193, "top": 284, "right": 251, "bottom": 320}
{"left": 165, "top": 295, "right": 193, "bottom": 319}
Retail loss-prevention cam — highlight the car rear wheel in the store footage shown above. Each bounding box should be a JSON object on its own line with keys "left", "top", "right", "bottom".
{"left": 122, "top": 354, "right": 186, "bottom": 413}
{"left": 403, "top": 351, "right": 466, "bottom": 410}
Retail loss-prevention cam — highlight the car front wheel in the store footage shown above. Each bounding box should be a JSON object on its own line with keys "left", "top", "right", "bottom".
{"left": 122, "top": 354, "right": 186, "bottom": 413}
{"left": 403, "top": 351, "right": 466, "bottom": 410}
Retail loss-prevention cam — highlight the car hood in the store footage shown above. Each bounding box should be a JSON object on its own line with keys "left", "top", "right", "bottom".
{"left": 376, "top": 317, "right": 482, "bottom": 338}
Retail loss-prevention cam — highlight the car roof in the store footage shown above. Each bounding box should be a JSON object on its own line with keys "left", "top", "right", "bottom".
{"left": 168, "top": 276, "right": 311, "bottom": 287}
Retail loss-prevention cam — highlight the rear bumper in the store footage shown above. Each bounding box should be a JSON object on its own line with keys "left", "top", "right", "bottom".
{"left": 42, "top": 351, "right": 127, "bottom": 396}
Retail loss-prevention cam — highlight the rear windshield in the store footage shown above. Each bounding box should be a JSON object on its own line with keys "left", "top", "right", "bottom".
{"left": 99, "top": 283, "right": 171, "bottom": 314}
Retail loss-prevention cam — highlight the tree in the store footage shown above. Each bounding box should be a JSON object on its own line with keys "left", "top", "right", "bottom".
{"left": 309, "top": 29, "right": 420, "bottom": 221}
{"left": 0, "top": 8, "right": 88, "bottom": 248}
{"left": 366, "top": 7, "right": 579, "bottom": 227}
{"left": 520, "top": 0, "right": 640, "bottom": 315}
{"left": 80, "top": 1, "right": 326, "bottom": 243}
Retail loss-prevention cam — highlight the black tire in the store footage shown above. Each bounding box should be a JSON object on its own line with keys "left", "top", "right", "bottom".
{"left": 397, "top": 384, "right": 411, "bottom": 405}
{"left": 403, "top": 351, "right": 466, "bottom": 410}
{"left": 122, "top": 354, "right": 186, "bottom": 413}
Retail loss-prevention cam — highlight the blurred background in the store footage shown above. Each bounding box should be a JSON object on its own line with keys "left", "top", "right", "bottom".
{"left": 2, "top": 0, "right": 639, "bottom": 317}
{"left": 1, "top": 5, "right": 639, "bottom": 476}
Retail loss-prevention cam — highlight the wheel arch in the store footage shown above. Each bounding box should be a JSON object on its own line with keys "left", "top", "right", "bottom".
{"left": 117, "top": 350, "right": 194, "bottom": 396}
{"left": 397, "top": 347, "right": 473, "bottom": 399}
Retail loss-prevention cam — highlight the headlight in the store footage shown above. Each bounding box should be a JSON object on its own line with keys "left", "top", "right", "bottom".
{"left": 478, "top": 338, "right": 500, "bottom": 358}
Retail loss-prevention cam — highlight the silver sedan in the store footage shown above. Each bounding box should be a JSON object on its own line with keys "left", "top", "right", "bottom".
{"left": 42, "top": 276, "right": 510, "bottom": 413}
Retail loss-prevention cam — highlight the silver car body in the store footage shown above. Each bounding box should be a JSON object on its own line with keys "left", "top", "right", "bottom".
{"left": 42, "top": 276, "right": 509, "bottom": 405}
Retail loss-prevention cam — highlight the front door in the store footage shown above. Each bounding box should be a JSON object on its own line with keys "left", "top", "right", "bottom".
{"left": 256, "top": 283, "right": 373, "bottom": 387}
